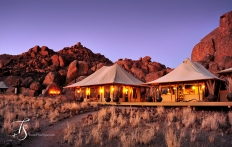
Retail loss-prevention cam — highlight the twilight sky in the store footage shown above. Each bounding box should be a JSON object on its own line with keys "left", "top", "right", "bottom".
{"left": 0, "top": 0, "right": 231, "bottom": 68}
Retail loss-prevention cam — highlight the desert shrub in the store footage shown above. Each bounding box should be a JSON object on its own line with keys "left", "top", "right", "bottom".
{"left": 91, "top": 127, "right": 103, "bottom": 145}
{"left": 44, "top": 100, "right": 54, "bottom": 110}
{"left": 89, "top": 102, "right": 98, "bottom": 108}
{"left": 97, "top": 108, "right": 107, "bottom": 124}
{"left": 130, "top": 111, "right": 140, "bottom": 127}
{"left": 108, "top": 127, "right": 120, "bottom": 139}
{"left": 118, "top": 113, "right": 127, "bottom": 128}
{"left": 63, "top": 122, "right": 77, "bottom": 145}
{"left": 181, "top": 107, "right": 196, "bottom": 128}
{"left": 165, "top": 127, "right": 182, "bottom": 147}
{"left": 228, "top": 112, "right": 232, "bottom": 126}
{"left": 80, "top": 102, "right": 89, "bottom": 109}
{"left": 156, "top": 106, "right": 165, "bottom": 116}
{"left": 141, "top": 110, "right": 150, "bottom": 121}
{"left": 139, "top": 127, "right": 155, "bottom": 145}
{"left": 167, "top": 110, "right": 176, "bottom": 125}
{"left": 208, "top": 132, "right": 216, "bottom": 143}
{"left": 48, "top": 109, "right": 60, "bottom": 123}
{"left": 74, "top": 130, "right": 83, "bottom": 146}
{"left": 190, "top": 129, "right": 197, "bottom": 143}
{"left": 120, "top": 132, "right": 135, "bottom": 147}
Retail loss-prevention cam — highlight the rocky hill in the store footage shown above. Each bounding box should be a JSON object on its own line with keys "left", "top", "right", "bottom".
{"left": 0, "top": 42, "right": 171, "bottom": 97}
{"left": 191, "top": 10, "right": 232, "bottom": 76}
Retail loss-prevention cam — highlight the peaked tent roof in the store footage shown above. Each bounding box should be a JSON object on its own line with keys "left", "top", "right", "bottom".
{"left": 0, "top": 81, "right": 8, "bottom": 89}
{"left": 217, "top": 67, "right": 232, "bottom": 74}
{"left": 146, "top": 58, "right": 221, "bottom": 84}
{"left": 65, "top": 64, "right": 144, "bottom": 88}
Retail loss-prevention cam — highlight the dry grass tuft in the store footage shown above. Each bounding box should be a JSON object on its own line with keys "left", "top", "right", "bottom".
{"left": 182, "top": 107, "right": 196, "bottom": 128}
{"left": 165, "top": 127, "right": 182, "bottom": 147}
{"left": 108, "top": 127, "right": 120, "bottom": 139}
{"left": 156, "top": 106, "right": 165, "bottom": 116}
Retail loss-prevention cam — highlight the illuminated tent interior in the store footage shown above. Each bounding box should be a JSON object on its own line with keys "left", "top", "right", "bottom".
{"left": 65, "top": 64, "right": 145, "bottom": 102}
{"left": 145, "top": 58, "right": 223, "bottom": 102}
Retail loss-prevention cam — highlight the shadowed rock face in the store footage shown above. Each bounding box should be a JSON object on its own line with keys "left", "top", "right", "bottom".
{"left": 0, "top": 40, "right": 173, "bottom": 97}
{"left": 115, "top": 57, "right": 172, "bottom": 82}
{"left": 191, "top": 11, "right": 232, "bottom": 75}
{"left": 0, "top": 42, "right": 114, "bottom": 96}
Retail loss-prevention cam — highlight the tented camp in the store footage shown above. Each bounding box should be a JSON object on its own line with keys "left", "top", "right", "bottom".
{"left": 0, "top": 81, "right": 8, "bottom": 94}
{"left": 145, "top": 58, "right": 223, "bottom": 102}
{"left": 65, "top": 64, "right": 145, "bottom": 102}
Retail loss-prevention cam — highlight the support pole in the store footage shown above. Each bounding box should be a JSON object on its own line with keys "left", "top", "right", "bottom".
{"left": 198, "top": 81, "right": 200, "bottom": 101}
{"left": 169, "top": 83, "right": 172, "bottom": 102}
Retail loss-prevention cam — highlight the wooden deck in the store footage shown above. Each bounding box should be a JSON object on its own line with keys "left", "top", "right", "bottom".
{"left": 98, "top": 102, "right": 232, "bottom": 107}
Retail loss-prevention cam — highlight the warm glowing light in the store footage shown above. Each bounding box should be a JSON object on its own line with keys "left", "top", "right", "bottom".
{"left": 100, "top": 89, "right": 103, "bottom": 93}
{"left": 112, "top": 87, "right": 114, "bottom": 91}
{"left": 126, "top": 88, "right": 128, "bottom": 94}
{"left": 202, "top": 85, "right": 205, "bottom": 89}
{"left": 77, "top": 90, "right": 80, "bottom": 93}
{"left": 192, "top": 86, "right": 196, "bottom": 90}
{"left": 49, "top": 89, "right": 61, "bottom": 95}
{"left": 173, "top": 87, "right": 176, "bottom": 90}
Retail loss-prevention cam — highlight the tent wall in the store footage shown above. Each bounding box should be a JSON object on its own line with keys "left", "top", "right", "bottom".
{"left": 74, "top": 85, "right": 144, "bottom": 102}
{"left": 159, "top": 81, "right": 206, "bottom": 102}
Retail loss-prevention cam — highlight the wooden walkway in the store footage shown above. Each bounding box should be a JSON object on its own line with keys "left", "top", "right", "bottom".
{"left": 98, "top": 102, "right": 232, "bottom": 107}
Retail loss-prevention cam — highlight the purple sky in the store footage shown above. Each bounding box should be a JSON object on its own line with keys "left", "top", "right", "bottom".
{"left": 0, "top": 0, "right": 231, "bottom": 68}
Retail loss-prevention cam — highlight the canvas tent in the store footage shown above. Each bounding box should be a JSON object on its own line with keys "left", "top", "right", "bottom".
{"left": 65, "top": 64, "right": 145, "bottom": 102}
{"left": 0, "top": 81, "right": 8, "bottom": 94}
{"left": 145, "top": 58, "right": 222, "bottom": 102}
{"left": 217, "top": 67, "right": 232, "bottom": 74}
{"left": 147, "top": 58, "right": 221, "bottom": 84}
{"left": 65, "top": 64, "right": 144, "bottom": 88}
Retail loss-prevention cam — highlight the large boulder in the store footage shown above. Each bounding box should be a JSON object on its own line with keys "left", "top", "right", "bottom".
{"left": 4, "top": 76, "right": 22, "bottom": 87}
{"left": 40, "top": 46, "right": 49, "bottom": 56}
{"left": 145, "top": 70, "right": 166, "bottom": 82}
{"left": 0, "top": 54, "right": 12, "bottom": 69}
{"left": 78, "top": 61, "right": 88, "bottom": 76}
{"left": 30, "top": 82, "right": 42, "bottom": 91}
{"left": 191, "top": 11, "right": 232, "bottom": 74}
{"left": 5, "top": 86, "right": 16, "bottom": 95}
{"left": 66, "top": 60, "right": 78, "bottom": 84}
{"left": 142, "top": 56, "right": 151, "bottom": 63}
{"left": 66, "top": 60, "right": 88, "bottom": 84}
{"left": 21, "top": 77, "right": 34, "bottom": 88}
{"left": 131, "top": 67, "right": 145, "bottom": 81}
{"left": 22, "top": 88, "right": 37, "bottom": 97}
{"left": 43, "top": 72, "right": 61, "bottom": 86}
{"left": 51, "top": 55, "right": 66, "bottom": 67}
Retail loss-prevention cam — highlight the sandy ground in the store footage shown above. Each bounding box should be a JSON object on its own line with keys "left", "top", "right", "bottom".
{"left": 2, "top": 105, "right": 232, "bottom": 147}
{"left": 21, "top": 111, "right": 96, "bottom": 147}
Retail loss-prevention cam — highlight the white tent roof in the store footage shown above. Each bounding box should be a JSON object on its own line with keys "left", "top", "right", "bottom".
{"left": 217, "top": 67, "right": 232, "bottom": 74}
{"left": 0, "top": 81, "right": 8, "bottom": 89}
{"left": 146, "top": 58, "right": 221, "bottom": 84}
{"left": 65, "top": 64, "right": 144, "bottom": 88}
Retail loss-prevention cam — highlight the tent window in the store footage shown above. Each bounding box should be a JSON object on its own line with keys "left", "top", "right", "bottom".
{"left": 133, "top": 88, "right": 137, "bottom": 98}
{"left": 81, "top": 88, "right": 86, "bottom": 98}
{"left": 90, "top": 88, "right": 97, "bottom": 98}
{"left": 184, "top": 85, "right": 201, "bottom": 94}
{"left": 104, "top": 86, "right": 110, "bottom": 98}
{"left": 119, "top": 86, "right": 123, "bottom": 98}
